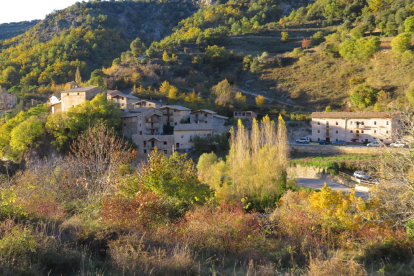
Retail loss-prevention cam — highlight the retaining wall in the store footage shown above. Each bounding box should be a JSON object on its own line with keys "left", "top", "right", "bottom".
{"left": 289, "top": 144, "right": 405, "bottom": 155}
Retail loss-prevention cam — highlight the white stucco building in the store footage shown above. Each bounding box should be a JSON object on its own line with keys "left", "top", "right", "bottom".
{"left": 311, "top": 112, "right": 400, "bottom": 143}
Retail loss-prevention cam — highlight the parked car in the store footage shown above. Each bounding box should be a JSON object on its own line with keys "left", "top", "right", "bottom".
{"left": 390, "top": 141, "right": 406, "bottom": 148}
{"left": 317, "top": 140, "right": 330, "bottom": 145}
{"left": 353, "top": 171, "right": 370, "bottom": 180}
{"left": 332, "top": 140, "right": 346, "bottom": 146}
{"left": 296, "top": 137, "right": 311, "bottom": 143}
{"left": 367, "top": 141, "right": 381, "bottom": 147}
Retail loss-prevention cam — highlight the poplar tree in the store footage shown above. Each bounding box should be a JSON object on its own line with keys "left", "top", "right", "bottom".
{"left": 225, "top": 115, "right": 289, "bottom": 210}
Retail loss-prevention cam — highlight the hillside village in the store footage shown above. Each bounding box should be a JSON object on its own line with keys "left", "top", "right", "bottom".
{"left": 47, "top": 82, "right": 232, "bottom": 158}
{"left": 45, "top": 82, "right": 405, "bottom": 160}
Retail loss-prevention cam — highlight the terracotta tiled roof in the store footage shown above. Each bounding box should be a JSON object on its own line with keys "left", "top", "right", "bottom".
{"left": 311, "top": 112, "right": 400, "bottom": 119}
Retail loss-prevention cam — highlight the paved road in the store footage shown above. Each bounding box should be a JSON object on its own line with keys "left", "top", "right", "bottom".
{"left": 296, "top": 177, "right": 368, "bottom": 198}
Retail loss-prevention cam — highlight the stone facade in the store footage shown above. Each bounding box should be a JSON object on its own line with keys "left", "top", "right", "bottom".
{"left": 61, "top": 87, "right": 103, "bottom": 112}
{"left": 107, "top": 91, "right": 139, "bottom": 110}
{"left": 190, "top": 109, "right": 229, "bottom": 126}
{"left": 173, "top": 124, "right": 213, "bottom": 151}
{"left": 311, "top": 112, "right": 400, "bottom": 143}
{"left": 121, "top": 108, "right": 163, "bottom": 138}
{"left": 132, "top": 134, "right": 174, "bottom": 158}
{"left": 132, "top": 100, "right": 164, "bottom": 109}
{"left": 0, "top": 91, "right": 17, "bottom": 110}
{"left": 234, "top": 111, "right": 257, "bottom": 122}
{"left": 159, "top": 105, "right": 191, "bottom": 126}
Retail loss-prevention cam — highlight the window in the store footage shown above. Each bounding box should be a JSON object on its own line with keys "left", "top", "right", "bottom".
{"left": 175, "top": 123, "right": 177, "bottom": 125}
{"left": 386, "top": 121, "right": 389, "bottom": 125}
{"left": 336, "top": 130, "right": 338, "bottom": 134}
{"left": 361, "top": 130, "right": 364, "bottom": 133}
{"left": 317, "top": 121, "right": 320, "bottom": 125}
{"left": 77, "top": 93, "right": 79, "bottom": 95}
{"left": 143, "top": 141, "right": 146, "bottom": 147}
{"left": 336, "top": 121, "right": 338, "bottom": 125}
{"left": 163, "top": 141, "right": 167, "bottom": 145}
{"left": 362, "top": 121, "right": 364, "bottom": 125}
{"left": 204, "top": 114, "right": 208, "bottom": 117}
{"left": 67, "top": 93, "right": 69, "bottom": 96}
{"left": 164, "top": 150, "right": 167, "bottom": 154}
{"left": 144, "top": 149, "right": 147, "bottom": 153}
{"left": 374, "top": 130, "right": 376, "bottom": 134}
{"left": 317, "top": 130, "right": 320, "bottom": 133}
{"left": 123, "top": 123, "right": 126, "bottom": 127}
{"left": 374, "top": 121, "right": 377, "bottom": 125}
{"left": 386, "top": 131, "right": 389, "bottom": 134}
{"left": 350, "top": 130, "right": 353, "bottom": 133}
{"left": 181, "top": 135, "right": 184, "bottom": 138}
{"left": 350, "top": 121, "right": 353, "bottom": 125}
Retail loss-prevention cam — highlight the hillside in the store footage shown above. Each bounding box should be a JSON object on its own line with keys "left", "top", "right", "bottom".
{"left": 0, "top": 20, "right": 39, "bottom": 40}
{"left": 99, "top": 0, "right": 414, "bottom": 112}
{"left": 0, "top": 0, "right": 196, "bottom": 89}
{"left": 0, "top": 0, "right": 413, "bottom": 113}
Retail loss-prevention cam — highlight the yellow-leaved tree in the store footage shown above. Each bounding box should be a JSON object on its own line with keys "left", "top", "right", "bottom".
{"left": 198, "top": 115, "right": 289, "bottom": 211}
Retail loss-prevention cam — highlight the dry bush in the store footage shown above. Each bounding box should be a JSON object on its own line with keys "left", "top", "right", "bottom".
{"left": 156, "top": 204, "right": 264, "bottom": 253}
{"left": 68, "top": 122, "right": 135, "bottom": 199}
{"left": 101, "top": 190, "right": 169, "bottom": 231}
{"left": 108, "top": 234, "right": 197, "bottom": 275}
{"left": 307, "top": 256, "right": 367, "bottom": 276}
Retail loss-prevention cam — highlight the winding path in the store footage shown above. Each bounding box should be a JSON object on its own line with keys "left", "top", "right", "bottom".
{"left": 237, "top": 88, "right": 299, "bottom": 107}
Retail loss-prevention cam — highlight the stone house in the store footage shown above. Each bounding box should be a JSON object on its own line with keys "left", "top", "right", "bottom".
{"left": 121, "top": 108, "right": 163, "bottom": 138}
{"left": 107, "top": 91, "right": 139, "bottom": 110}
{"left": 60, "top": 87, "right": 103, "bottom": 112}
{"left": 311, "top": 112, "right": 401, "bottom": 143}
{"left": 234, "top": 111, "right": 257, "bottom": 122}
{"left": 132, "top": 134, "right": 174, "bottom": 158}
{"left": 173, "top": 124, "right": 213, "bottom": 151}
{"left": 159, "top": 105, "right": 191, "bottom": 126}
{"left": 48, "top": 94, "right": 62, "bottom": 113}
{"left": 132, "top": 100, "right": 164, "bottom": 109}
{"left": 190, "top": 109, "right": 229, "bottom": 126}
{"left": 0, "top": 91, "right": 17, "bottom": 110}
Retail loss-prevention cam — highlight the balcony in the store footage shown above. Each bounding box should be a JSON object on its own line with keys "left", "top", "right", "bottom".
{"left": 163, "top": 111, "right": 173, "bottom": 116}
{"left": 145, "top": 118, "right": 160, "bottom": 123}
{"left": 146, "top": 123, "right": 160, "bottom": 130}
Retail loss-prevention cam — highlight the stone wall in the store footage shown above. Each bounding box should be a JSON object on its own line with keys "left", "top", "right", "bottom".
{"left": 288, "top": 164, "right": 356, "bottom": 188}
{"left": 289, "top": 144, "right": 403, "bottom": 155}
